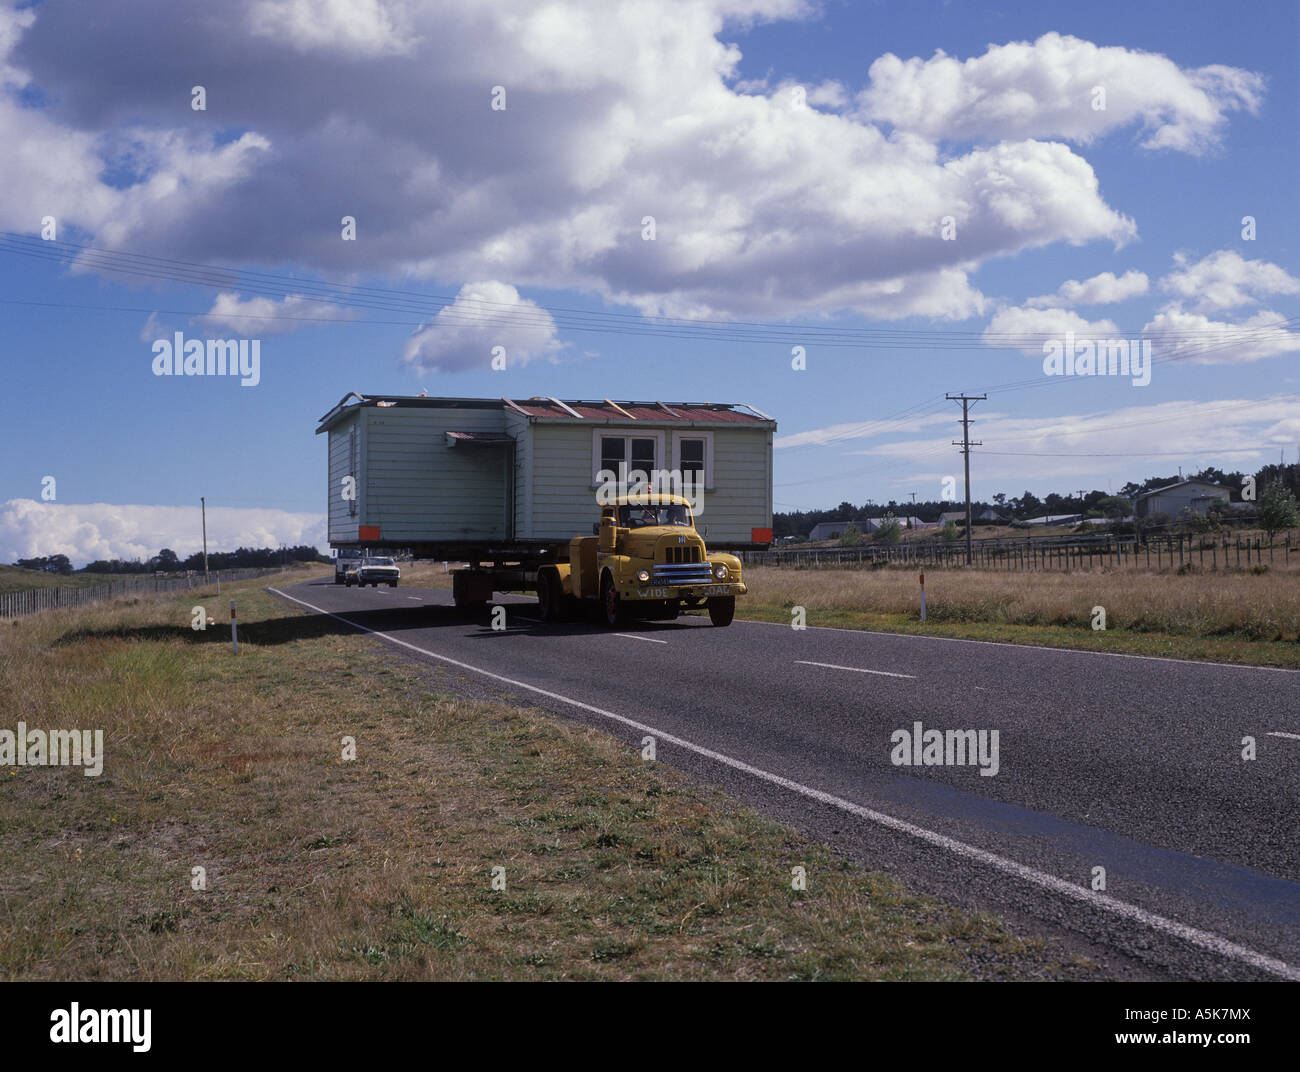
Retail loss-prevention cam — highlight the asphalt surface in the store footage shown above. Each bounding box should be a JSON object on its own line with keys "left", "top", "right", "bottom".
{"left": 270, "top": 577, "right": 1300, "bottom": 981}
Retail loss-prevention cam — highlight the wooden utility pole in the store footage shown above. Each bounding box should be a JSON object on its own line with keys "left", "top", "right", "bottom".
{"left": 201, "top": 497, "right": 209, "bottom": 584}
{"left": 947, "top": 393, "right": 985, "bottom": 565}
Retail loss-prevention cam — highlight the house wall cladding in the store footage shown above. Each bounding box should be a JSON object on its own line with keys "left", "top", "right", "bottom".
{"left": 519, "top": 422, "right": 771, "bottom": 544}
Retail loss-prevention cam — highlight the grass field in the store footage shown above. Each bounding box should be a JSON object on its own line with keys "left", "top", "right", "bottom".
{"left": 0, "top": 570, "right": 1095, "bottom": 981}
{"left": 0, "top": 565, "right": 132, "bottom": 595}
{"left": 741, "top": 564, "right": 1300, "bottom": 668}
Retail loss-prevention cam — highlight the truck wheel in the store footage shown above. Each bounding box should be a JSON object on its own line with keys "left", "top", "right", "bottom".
{"left": 452, "top": 571, "right": 487, "bottom": 613}
{"left": 537, "top": 572, "right": 561, "bottom": 622}
{"left": 334, "top": 574, "right": 344, "bottom": 585}
{"left": 601, "top": 575, "right": 626, "bottom": 628}
{"left": 707, "top": 596, "right": 735, "bottom": 626}
{"left": 345, "top": 576, "right": 353, "bottom": 587}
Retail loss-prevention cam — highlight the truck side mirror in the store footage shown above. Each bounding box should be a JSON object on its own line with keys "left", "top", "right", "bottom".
{"left": 592, "top": 522, "right": 600, "bottom": 535}
{"left": 598, "top": 516, "right": 616, "bottom": 553}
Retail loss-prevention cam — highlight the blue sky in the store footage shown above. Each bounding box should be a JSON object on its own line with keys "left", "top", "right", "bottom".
{"left": 0, "top": 0, "right": 1296, "bottom": 562}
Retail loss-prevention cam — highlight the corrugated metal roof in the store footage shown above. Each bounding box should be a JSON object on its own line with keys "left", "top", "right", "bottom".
{"left": 315, "top": 393, "right": 773, "bottom": 434}
{"left": 1135, "top": 479, "right": 1226, "bottom": 500}
{"left": 509, "top": 398, "right": 768, "bottom": 423}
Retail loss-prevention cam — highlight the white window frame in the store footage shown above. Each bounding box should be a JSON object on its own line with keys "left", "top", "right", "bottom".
{"left": 592, "top": 428, "right": 664, "bottom": 486}
{"left": 671, "top": 430, "right": 714, "bottom": 490}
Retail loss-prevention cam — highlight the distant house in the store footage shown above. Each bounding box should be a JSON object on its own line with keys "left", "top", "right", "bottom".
{"left": 1134, "top": 479, "right": 1231, "bottom": 518}
{"left": 975, "top": 508, "right": 1006, "bottom": 522}
{"left": 863, "top": 516, "right": 924, "bottom": 532}
{"left": 808, "top": 521, "right": 852, "bottom": 541}
{"left": 938, "top": 511, "right": 966, "bottom": 525}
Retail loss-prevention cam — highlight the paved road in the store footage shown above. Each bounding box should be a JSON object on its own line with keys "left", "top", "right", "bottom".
{"left": 271, "top": 577, "right": 1300, "bottom": 980}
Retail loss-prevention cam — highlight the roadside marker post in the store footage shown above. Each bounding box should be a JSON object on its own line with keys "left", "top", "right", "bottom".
{"left": 231, "top": 599, "right": 238, "bottom": 654}
{"left": 919, "top": 572, "right": 926, "bottom": 622}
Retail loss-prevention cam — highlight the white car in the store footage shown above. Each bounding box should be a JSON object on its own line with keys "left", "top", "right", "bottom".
{"left": 346, "top": 556, "right": 400, "bottom": 587}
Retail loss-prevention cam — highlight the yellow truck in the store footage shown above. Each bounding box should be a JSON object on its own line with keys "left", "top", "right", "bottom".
{"left": 535, "top": 493, "right": 744, "bottom": 627}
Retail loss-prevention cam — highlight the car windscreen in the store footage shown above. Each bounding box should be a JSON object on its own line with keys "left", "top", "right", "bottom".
{"left": 364, "top": 558, "right": 395, "bottom": 566}
{"left": 617, "top": 504, "right": 692, "bottom": 529}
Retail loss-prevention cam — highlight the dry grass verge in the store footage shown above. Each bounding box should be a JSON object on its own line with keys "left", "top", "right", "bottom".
{"left": 0, "top": 572, "right": 1095, "bottom": 980}
{"left": 741, "top": 565, "right": 1300, "bottom": 667}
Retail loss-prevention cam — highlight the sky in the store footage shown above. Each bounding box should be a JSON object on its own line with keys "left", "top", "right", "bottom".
{"left": 0, "top": 0, "right": 1297, "bottom": 564}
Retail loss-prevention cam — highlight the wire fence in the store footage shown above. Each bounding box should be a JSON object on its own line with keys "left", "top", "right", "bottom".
{"left": 0, "top": 567, "right": 289, "bottom": 620}
{"left": 741, "top": 531, "right": 1297, "bottom": 572}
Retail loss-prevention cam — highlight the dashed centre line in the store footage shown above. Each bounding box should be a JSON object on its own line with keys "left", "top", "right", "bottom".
{"left": 796, "top": 659, "right": 916, "bottom": 680}
{"left": 615, "top": 633, "right": 668, "bottom": 644}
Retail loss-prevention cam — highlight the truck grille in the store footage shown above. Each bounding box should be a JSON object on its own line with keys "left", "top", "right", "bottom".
{"left": 652, "top": 563, "right": 713, "bottom": 585}
{"left": 663, "top": 545, "right": 701, "bottom": 563}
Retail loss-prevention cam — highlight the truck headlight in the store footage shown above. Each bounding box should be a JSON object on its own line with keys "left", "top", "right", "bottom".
{"left": 713, "top": 563, "right": 727, "bottom": 580}
{"left": 637, "top": 569, "right": 650, "bottom": 583}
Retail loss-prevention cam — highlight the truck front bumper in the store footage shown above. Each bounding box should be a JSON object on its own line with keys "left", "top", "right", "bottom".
{"left": 625, "top": 581, "right": 746, "bottom": 601}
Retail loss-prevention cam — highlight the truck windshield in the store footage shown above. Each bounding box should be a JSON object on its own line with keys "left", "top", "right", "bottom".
{"left": 617, "top": 504, "right": 692, "bottom": 529}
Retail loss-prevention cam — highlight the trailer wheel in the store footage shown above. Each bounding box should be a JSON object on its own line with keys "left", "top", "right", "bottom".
{"left": 707, "top": 596, "right": 735, "bottom": 627}
{"left": 452, "top": 571, "right": 487, "bottom": 613}
{"left": 601, "top": 574, "right": 626, "bottom": 628}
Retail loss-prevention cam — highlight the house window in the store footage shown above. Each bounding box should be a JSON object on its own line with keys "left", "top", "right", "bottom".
{"left": 671, "top": 431, "right": 713, "bottom": 489}
{"left": 593, "top": 431, "right": 663, "bottom": 484}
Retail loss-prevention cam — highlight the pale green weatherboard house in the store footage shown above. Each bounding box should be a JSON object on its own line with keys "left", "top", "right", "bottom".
{"left": 316, "top": 394, "right": 776, "bottom": 553}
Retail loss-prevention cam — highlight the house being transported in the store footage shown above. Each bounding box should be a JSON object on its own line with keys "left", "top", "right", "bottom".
{"left": 316, "top": 394, "right": 775, "bottom": 558}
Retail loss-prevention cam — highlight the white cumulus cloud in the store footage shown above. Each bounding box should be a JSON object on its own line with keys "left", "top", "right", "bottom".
{"left": 858, "top": 32, "right": 1264, "bottom": 153}
{"left": 402, "top": 281, "right": 565, "bottom": 372}
{"left": 1026, "top": 270, "right": 1149, "bottom": 308}
{"left": 0, "top": 501, "right": 326, "bottom": 568}
{"left": 1159, "top": 250, "right": 1300, "bottom": 313}
{"left": 1, "top": 3, "right": 1233, "bottom": 328}
{"left": 983, "top": 305, "right": 1121, "bottom": 355}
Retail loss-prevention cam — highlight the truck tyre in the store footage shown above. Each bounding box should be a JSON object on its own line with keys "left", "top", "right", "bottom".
{"left": 334, "top": 574, "right": 344, "bottom": 585}
{"left": 452, "top": 571, "right": 487, "bottom": 613}
{"left": 345, "top": 575, "right": 354, "bottom": 587}
{"left": 707, "top": 596, "right": 735, "bottom": 627}
{"left": 537, "top": 571, "right": 561, "bottom": 622}
{"left": 601, "top": 574, "right": 627, "bottom": 628}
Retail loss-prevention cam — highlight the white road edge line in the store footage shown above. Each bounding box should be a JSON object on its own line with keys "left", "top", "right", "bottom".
{"left": 1266, "top": 732, "right": 1300, "bottom": 741}
{"left": 615, "top": 633, "right": 668, "bottom": 644}
{"left": 269, "top": 584, "right": 1300, "bottom": 982}
{"left": 407, "top": 597, "right": 421, "bottom": 601}
{"left": 796, "top": 659, "right": 915, "bottom": 679}
{"left": 736, "top": 618, "right": 1300, "bottom": 673}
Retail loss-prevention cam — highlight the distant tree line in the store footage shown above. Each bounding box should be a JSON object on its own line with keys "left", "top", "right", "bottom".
{"left": 14, "top": 545, "right": 329, "bottom": 575}
{"left": 774, "top": 463, "right": 1296, "bottom": 539}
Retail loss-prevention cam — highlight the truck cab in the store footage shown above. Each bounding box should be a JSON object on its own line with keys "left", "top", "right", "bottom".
{"left": 333, "top": 548, "right": 363, "bottom": 585}
{"left": 537, "top": 493, "right": 744, "bottom": 626}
